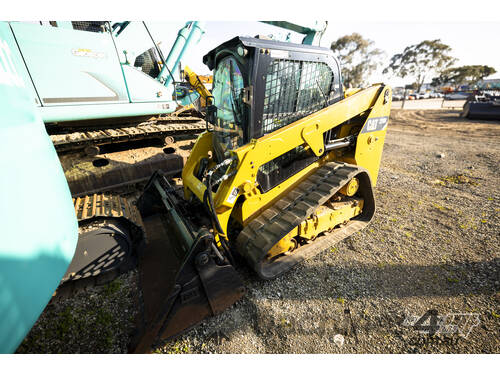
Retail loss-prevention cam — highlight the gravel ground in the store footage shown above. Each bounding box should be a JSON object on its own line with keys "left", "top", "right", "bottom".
{"left": 17, "top": 109, "right": 500, "bottom": 354}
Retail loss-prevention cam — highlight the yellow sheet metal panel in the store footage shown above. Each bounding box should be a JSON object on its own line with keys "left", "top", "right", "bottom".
{"left": 354, "top": 86, "right": 392, "bottom": 186}
{"left": 181, "top": 84, "right": 389, "bottom": 235}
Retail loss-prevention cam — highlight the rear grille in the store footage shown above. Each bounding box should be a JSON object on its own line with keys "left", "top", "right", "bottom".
{"left": 257, "top": 58, "right": 334, "bottom": 192}
{"left": 262, "top": 59, "right": 333, "bottom": 136}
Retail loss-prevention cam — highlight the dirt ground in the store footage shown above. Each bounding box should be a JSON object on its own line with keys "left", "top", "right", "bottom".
{"left": 17, "top": 109, "right": 500, "bottom": 354}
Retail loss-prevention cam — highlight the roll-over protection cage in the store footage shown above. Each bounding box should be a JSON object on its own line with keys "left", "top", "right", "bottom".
{"left": 203, "top": 36, "right": 344, "bottom": 192}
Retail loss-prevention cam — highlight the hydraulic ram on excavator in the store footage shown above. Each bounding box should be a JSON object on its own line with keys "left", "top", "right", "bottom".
{"left": 129, "top": 36, "right": 391, "bottom": 352}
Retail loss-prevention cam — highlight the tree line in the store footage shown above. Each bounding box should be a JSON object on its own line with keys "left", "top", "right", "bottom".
{"left": 330, "top": 34, "right": 496, "bottom": 91}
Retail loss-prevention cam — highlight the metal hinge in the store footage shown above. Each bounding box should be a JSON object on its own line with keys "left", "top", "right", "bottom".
{"left": 242, "top": 86, "right": 253, "bottom": 105}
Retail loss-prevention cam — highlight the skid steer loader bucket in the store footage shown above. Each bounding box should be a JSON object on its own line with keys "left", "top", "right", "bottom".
{"left": 128, "top": 171, "right": 245, "bottom": 353}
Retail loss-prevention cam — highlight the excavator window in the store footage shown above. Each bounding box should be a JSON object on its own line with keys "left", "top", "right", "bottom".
{"left": 133, "top": 48, "right": 161, "bottom": 79}
{"left": 212, "top": 56, "right": 246, "bottom": 155}
{"left": 112, "top": 22, "right": 163, "bottom": 80}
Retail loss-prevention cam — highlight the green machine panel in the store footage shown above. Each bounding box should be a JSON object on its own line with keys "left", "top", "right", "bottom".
{"left": 10, "top": 22, "right": 129, "bottom": 106}
{"left": 0, "top": 22, "right": 78, "bottom": 353}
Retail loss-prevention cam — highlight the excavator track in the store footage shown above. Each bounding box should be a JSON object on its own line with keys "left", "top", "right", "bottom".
{"left": 49, "top": 116, "right": 207, "bottom": 154}
{"left": 52, "top": 193, "right": 145, "bottom": 301}
{"left": 236, "top": 162, "right": 375, "bottom": 280}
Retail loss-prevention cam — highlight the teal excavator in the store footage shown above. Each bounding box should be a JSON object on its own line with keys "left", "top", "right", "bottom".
{"left": 0, "top": 20, "right": 210, "bottom": 353}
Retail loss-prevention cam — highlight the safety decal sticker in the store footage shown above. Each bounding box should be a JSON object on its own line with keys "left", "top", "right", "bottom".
{"left": 227, "top": 187, "right": 240, "bottom": 204}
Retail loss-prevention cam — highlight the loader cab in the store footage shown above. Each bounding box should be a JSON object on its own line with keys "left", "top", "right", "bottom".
{"left": 204, "top": 36, "right": 344, "bottom": 163}
{"left": 204, "top": 37, "right": 344, "bottom": 189}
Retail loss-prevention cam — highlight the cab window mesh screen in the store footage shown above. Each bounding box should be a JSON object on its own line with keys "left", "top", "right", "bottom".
{"left": 71, "top": 21, "right": 106, "bottom": 33}
{"left": 262, "top": 59, "right": 333, "bottom": 136}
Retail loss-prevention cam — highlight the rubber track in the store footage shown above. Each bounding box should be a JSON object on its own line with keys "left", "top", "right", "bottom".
{"left": 236, "top": 162, "right": 375, "bottom": 280}
{"left": 52, "top": 194, "right": 145, "bottom": 301}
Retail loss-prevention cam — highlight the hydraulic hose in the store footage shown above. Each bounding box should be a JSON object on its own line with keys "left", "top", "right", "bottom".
{"left": 204, "top": 157, "right": 237, "bottom": 256}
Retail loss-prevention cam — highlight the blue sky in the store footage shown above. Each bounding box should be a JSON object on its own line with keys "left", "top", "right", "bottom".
{"left": 6, "top": 0, "right": 500, "bottom": 88}
{"left": 149, "top": 21, "right": 500, "bottom": 88}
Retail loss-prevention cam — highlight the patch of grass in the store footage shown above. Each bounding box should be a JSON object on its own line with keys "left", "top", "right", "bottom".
{"left": 95, "top": 309, "right": 114, "bottom": 326}
{"left": 93, "top": 309, "right": 115, "bottom": 349}
{"left": 104, "top": 279, "right": 122, "bottom": 297}
{"left": 56, "top": 307, "right": 75, "bottom": 336}
{"left": 337, "top": 296, "right": 345, "bottom": 305}
{"left": 459, "top": 217, "right": 479, "bottom": 230}
{"left": 440, "top": 174, "right": 478, "bottom": 186}
{"left": 432, "top": 202, "right": 447, "bottom": 211}
{"left": 280, "top": 317, "right": 292, "bottom": 328}
{"left": 446, "top": 276, "right": 460, "bottom": 283}
{"left": 431, "top": 179, "right": 446, "bottom": 186}
{"left": 165, "top": 340, "right": 191, "bottom": 354}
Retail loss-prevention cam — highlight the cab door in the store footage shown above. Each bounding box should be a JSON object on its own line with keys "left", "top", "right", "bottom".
{"left": 110, "top": 21, "right": 173, "bottom": 103}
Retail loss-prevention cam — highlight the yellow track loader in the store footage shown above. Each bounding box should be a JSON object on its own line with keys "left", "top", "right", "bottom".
{"left": 129, "top": 36, "right": 391, "bottom": 353}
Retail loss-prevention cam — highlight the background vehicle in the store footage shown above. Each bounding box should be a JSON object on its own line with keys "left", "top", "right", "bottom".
{"left": 461, "top": 92, "right": 500, "bottom": 120}
{"left": 444, "top": 91, "right": 471, "bottom": 100}
{"left": 429, "top": 91, "right": 443, "bottom": 98}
